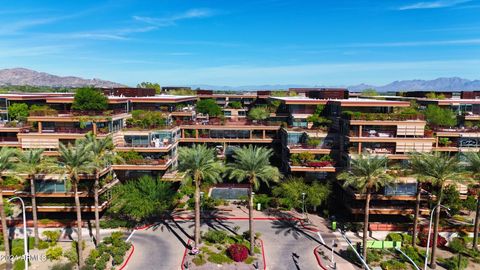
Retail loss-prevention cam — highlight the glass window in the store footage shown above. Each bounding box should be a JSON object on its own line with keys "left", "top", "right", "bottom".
{"left": 384, "top": 183, "right": 417, "bottom": 196}
{"left": 35, "top": 181, "right": 66, "bottom": 193}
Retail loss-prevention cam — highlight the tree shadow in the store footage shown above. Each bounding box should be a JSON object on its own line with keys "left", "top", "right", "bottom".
{"left": 270, "top": 219, "right": 322, "bottom": 244}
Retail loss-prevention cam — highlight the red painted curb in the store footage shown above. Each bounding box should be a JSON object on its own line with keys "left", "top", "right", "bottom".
{"left": 171, "top": 216, "right": 301, "bottom": 221}
{"left": 181, "top": 239, "right": 192, "bottom": 270}
{"left": 259, "top": 239, "right": 267, "bottom": 270}
{"left": 134, "top": 224, "right": 152, "bottom": 230}
{"left": 299, "top": 219, "right": 320, "bottom": 233}
{"left": 118, "top": 244, "right": 135, "bottom": 270}
{"left": 313, "top": 245, "right": 328, "bottom": 270}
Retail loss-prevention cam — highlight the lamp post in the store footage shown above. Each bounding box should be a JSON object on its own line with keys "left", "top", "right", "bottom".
{"left": 424, "top": 204, "right": 450, "bottom": 270}
{"left": 8, "top": 196, "right": 28, "bottom": 270}
{"left": 301, "top": 192, "right": 306, "bottom": 219}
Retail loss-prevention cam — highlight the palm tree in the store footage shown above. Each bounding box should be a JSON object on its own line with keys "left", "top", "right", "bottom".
{"left": 412, "top": 180, "right": 422, "bottom": 248}
{"left": 464, "top": 152, "right": 480, "bottom": 250}
{"left": 0, "top": 147, "right": 18, "bottom": 268}
{"left": 409, "top": 152, "right": 463, "bottom": 269}
{"left": 338, "top": 154, "right": 393, "bottom": 263}
{"left": 228, "top": 145, "right": 281, "bottom": 255}
{"left": 16, "top": 149, "right": 57, "bottom": 247}
{"left": 82, "top": 133, "right": 122, "bottom": 245}
{"left": 58, "top": 141, "right": 95, "bottom": 268}
{"left": 178, "top": 144, "right": 223, "bottom": 248}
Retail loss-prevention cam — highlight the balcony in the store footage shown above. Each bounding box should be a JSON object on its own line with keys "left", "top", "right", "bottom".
{"left": 112, "top": 158, "right": 173, "bottom": 171}
{"left": 289, "top": 161, "right": 336, "bottom": 172}
{"left": 343, "top": 112, "right": 424, "bottom": 121}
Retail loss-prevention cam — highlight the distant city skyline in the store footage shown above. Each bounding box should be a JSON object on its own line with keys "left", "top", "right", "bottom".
{"left": 0, "top": 0, "right": 479, "bottom": 86}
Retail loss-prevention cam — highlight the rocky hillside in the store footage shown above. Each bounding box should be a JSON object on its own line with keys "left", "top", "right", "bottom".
{"left": 0, "top": 68, "right": 125, "bottom": 88}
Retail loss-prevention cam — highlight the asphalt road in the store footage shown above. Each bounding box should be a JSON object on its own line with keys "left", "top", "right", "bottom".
{"left": 126, "top": 219, "right": 322, "bottom": 270}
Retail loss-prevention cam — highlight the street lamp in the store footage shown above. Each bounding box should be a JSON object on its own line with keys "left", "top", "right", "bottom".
{"left": 424, "top": 204, "right": 450, "bottom": 270}
{"left": 301, "top": 192, "right": 306, "bottom": 219}
{"left": 8, "top": 196, "right": 28, "bottom": 270}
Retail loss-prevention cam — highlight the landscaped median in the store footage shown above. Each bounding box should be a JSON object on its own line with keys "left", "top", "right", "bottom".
{"left": 182, "top": 229, "right": 266, "bottom": 270}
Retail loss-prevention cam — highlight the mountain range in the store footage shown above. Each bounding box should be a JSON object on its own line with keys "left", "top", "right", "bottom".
{"left": 0, "top": 68, "right": 124, "bottom": 88}
{"left": 1, "top": 68, "right": 479, "bottom": 91}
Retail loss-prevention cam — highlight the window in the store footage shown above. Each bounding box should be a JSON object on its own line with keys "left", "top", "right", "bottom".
{"left": 384, "top": 183, "right": 417, "bottom": 196}
{"left": 35, "top": 181, "right": 66, "bottom": 193}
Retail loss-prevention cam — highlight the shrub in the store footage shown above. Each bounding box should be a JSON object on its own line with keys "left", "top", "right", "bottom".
{"left": 448, "top": 238, "right": 465, "bottom": 254}
{"left": 95, "top": 259, "right": 107, "bottom": 270}
{"left": 203, "top": 230, "right": 229, "bottom": 244}
{"left": 63, "top": 247, "right": 78, "bottom": 264}
{"left": 192, "top": 253, "right": 206, "bottom": 266}
{"left": 380, "top": 259, "right": 407, "bottom": 270}
{"left": 46, "top": 246, "right": 63, "bottom": 261}
{"left": 112, "top": 254, "right": 124, "bottom": 265}
{"left": 207, "top": 252, "right": 233, "bottom": 264}
{"left": 99, "top": 218, "right": 132, "bottom": 229}
{"left": 227, "top": 244, "right": 249, "bottom": 262}
{"left": 367, "top": 249, "right": 383, "bottom": 263}
{"left": 43, "top": 230, "right": 61, "bottom": 245}
{"left": 442, "top": 255, "right": 469, "bottom": 270}
{"left": 401, "top": 245, "right": 424, "bottom": 267}
{"left": 419, "top": 233, "right": 447, "bottom": 248}
{"left": 51, "top": 262, "right": 75, "bottom": 270}
{"left": 13, "top": 259, "right": 26, "bottom": 270}
{"left": 38, "top": 240, "right": 50, "bottom": 249}
{"left": 386, "top": 233, "right": 402, "bottom": 242}
{"left": 12, "top": 246, "right": 24, "bottom": 257}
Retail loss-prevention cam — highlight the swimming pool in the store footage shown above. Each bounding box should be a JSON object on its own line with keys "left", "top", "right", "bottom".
{"left": 209, "top": 187, "right": 249, "bottom": 200}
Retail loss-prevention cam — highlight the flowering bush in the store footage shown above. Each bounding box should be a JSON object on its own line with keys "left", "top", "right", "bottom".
{"left": 227, "top": 244, "right": 249, "bottom": 262}
{"left": 306, "top": 161, "right": 333, "bottom": 167}
{"left": 419, "top": 233, "right": 447, "bottom": 248}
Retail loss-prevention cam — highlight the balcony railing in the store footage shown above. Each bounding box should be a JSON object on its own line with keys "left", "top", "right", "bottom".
{"left": 122, "top": 141, "right": 173, "bottom": 148}
{"left": 124, "top": 159, "right": 170, "bottom": 165}
{"left": 42, "top": 127, "right": 94, "bottom": 134}
{"left": 343, "top": 113, "right": 424, "bottom": 121}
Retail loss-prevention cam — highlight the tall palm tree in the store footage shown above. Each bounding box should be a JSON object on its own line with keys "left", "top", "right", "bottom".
{"left": 464, "top": 152, "right": 480, "bottom": 250}
{"left": 228, "top": 145, "right": 281, "bottom": 255}
{"left": 58, "top": 141, "right": 95, "bottom": 268}
{"left": 338, "top": 154, "right": 393, "bottom": 263}
{"left": 0, "top": 147, "right": 18, "bottom": 268}
{"left": 412, "top": 180, "right": 422, "bottom": 248}
{"left": 178, "top": 144, "right": 223, "bottom": 248}
{"left": 82, "top": 133, "right": 122, "bottom": 245}
{"left": 409, "top": 152, "right": 463, "bottom": 269}
{"left": 16, "top": 149, "right": 57, "bottom": 247}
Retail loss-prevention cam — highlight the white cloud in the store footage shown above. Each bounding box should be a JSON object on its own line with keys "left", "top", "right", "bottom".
{"left": 398, "top": 0, "right": 471, "bottom": 10}
{"left": 133, "top": 8, "right": 215, "bottom": 27}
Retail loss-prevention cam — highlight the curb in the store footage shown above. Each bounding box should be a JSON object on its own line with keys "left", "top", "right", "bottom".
{"left": 171, "top": 216, "right": 301, "bottom": 221}
{"left": 181, "top": 239, "right": 192, "bottom": 270}
{"left": 259, "top": 239, "right": 267, "bottom": 270}
{"left": 313, "top": 245, "right": 328, "bottom": 270}
{"left": 118, "top": 244, "right": 135, "bottom": 270}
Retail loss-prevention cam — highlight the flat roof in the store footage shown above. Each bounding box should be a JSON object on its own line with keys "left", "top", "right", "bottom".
{"left": 129, "top": 95, "right": 197, "bottom": 103}
{"left": 270, "top": 97, "right": 410, "bottom": 107}
{"left": 0, "top": 93, "right": 72, "bottom": 100}
{"left": 419, "top": 98, "right": 480, "bottom": 105}
{"left": 46, "top": 96, "right": 129, "bottom": 104}
{"left": 269, "top": 97, "right": 329, "bottom": 105}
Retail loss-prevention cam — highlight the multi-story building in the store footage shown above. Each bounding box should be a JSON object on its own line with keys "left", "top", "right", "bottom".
{"left": 0, "top": 87, "right": 476, "bottom": 221}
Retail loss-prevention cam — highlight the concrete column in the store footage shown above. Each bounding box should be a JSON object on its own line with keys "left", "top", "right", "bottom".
{"left": 262, "top": 130, "right": 266, "bottom": 139}
{"left": 38, "top": 121, "right": 42, "bottom": 134}
{"left": 93, "top": 122, "right": 97, "bottom": 135}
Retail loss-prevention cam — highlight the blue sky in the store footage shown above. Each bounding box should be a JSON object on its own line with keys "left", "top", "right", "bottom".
{"left": 0, "top": 0, "right": 479, "bottom": 86}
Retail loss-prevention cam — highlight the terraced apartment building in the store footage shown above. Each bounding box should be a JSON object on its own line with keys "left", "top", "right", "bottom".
{"left": 0, "top": 88, "right": 475, "bottom": 220}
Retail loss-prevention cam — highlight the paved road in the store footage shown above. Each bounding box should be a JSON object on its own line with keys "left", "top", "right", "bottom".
{"left": 126, "top": 219, "right": 322, "bottom": 270}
